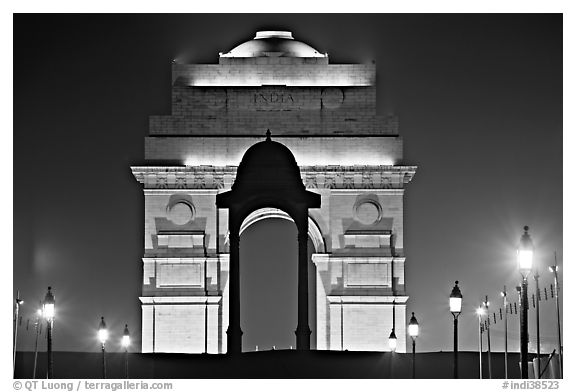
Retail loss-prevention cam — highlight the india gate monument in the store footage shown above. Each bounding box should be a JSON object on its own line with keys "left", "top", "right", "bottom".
{"left": 131, "top": 30, "right": 417, "bottom": 354}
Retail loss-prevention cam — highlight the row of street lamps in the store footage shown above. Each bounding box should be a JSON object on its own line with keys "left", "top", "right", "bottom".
{"left": 390, "top": 280, "right": 462, "bottom": 379}
{"left": 396, "top": 227, "right": 561, "bottom": 379}
{"left": 387, "top": 301, "right": 420, "bottom": 379}
{"left": 97, "top": 317, "right": 131, "bottom": 378}
{"left": 382, "top": 227, "right": 550, "bottom": 379}
{"left": 15, "top": 228, "right": 560, "bottom": 379}
{"left": 15, "top": 287, "right": 132, "bottom": 379}
{"left": 516, "top": 226, "right": 562, "bottom": 379}
{"left": 446, "top": 227, "right": 562, "bottom": 379}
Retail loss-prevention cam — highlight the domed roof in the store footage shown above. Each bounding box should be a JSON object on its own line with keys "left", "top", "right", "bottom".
{"left": 221, "top": 31, "right": 326, "bottom": 58}
{"left": 232, "top": 130, "right": 305, "bottom": 192}
{"left": 216, "top": 130, "right": 321, "bottom": 211}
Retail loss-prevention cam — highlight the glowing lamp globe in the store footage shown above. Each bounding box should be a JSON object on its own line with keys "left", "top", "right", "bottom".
{"left": 43, "top": 287, "right": 55, "bottom": 321}
{"left": 449, "top": 281, "right": 463, "bottom": 314}
{"left": 122, "top": 324, "right": 130, "bottom": 348}
{"left": 98, "top": 317, "right": 108, "bottom": 344}
{"left": 388, "top": 330, "right": 397, "bottom": 352}
{"left": 517, "top": 251, "right": 533, "bottom": 273}
{"left": 549, "top": 265, "right": 558, "bottom": 273}
{"left": 98, "top": 329, "right": 108, "bottom": 344}
{"left": 408, "top": 312, "right": 419, "bottom": 338}
{"left": 476, "top": 307, "right": 485, "bottom": 317}
{"left": 517, "top": 226, "right": 534, "bottom": 276}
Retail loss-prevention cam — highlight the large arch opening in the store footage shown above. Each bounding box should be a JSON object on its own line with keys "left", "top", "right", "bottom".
{"left": 239, "top": 215, "right": 317, "bottom": 352}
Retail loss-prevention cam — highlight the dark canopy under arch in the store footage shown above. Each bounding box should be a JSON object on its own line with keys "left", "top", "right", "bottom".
{"left": 217, "top": 131, "right": 320, "bottom": 354}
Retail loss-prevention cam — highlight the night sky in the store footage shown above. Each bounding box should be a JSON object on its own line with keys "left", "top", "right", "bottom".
{"left": 13, "top": 14, "right": 562, "bottom": 355}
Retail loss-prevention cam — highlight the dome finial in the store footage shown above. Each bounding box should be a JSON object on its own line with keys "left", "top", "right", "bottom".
{"left": 265, "top": 129, "right": 271, "bottom": 141}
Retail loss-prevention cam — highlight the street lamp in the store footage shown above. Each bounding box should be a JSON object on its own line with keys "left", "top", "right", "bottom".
{"left": 483, "top": 296, "right": 492, "bottom": 379}
{"left": 388, "top": 329, "right": 397, "bottom": 352}
{"left": 515, "top": 284, "right": 522, "bottom": 375}
{"left": 517, "top": 226, "right": 533, "bottom": 379}
{"left": 533, "top": 267, "right": 541, "bottom": 378}
{"left": 43, "top": 287, "right": 55, "bottom": 379}
{"left": 387, "top": 300, "right": 397, "bottom": 379}
{"left": 476, "top": 306, "right": 485, "bottom": 379}
{"left": 408, "top": 312, "right": 419, "bottom": 378}
{"left": 98, "top": 317, "right": 108, "bottom": 379}
{"left": 388, "top": 299, "right": 397, "bottom": 352}
{"left": 450, "top": 280, "right": 462, "bottom": 379}
{"left": 33, "top": 307, "right": 42, "bottom": 379}
{"left": 121, "top": 324, "right": 130, "bottom": 379}
{"left": 549, "top": 255, "right": 562, "bottom": 378}
{"left": 501, "top": 287, "right": 509, "bottom": 379}
{"left": 13, "top": 290, "right": 24, "bottom": 376}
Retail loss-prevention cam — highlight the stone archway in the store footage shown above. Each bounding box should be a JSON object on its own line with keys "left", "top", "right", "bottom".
{"left": 133, "top": 29, "right": 418, "bottom": 355}
{"left": 217, "top": 132, "right": 321, "bottom": 353}
{"left": 240, "top": 207, "right": 326, "bottom": 253}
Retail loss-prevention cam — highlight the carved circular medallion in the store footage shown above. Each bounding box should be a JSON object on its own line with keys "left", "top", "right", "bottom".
{"left": 203, "top": 89, "right": 226, "bottom": 110}
{"left": 167, "top": 201, "right": 194, "bottom": 225}
{"left": 355, "top": 201, "right": 381, "bottom": 225}
{"left": 321, "top": 88, "right": 344, "bottom": 109}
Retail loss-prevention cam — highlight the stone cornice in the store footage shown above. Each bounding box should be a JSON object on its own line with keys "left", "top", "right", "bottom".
{"left": 139, "top": 296, "right": 221, "bottom": 305}
{"left": 312, "top": 255, "right": 406, "bottom": 263}
{"left": 131, "top": 165, "right": 417, "bottom": 190}
{"left": 326, "top": 295, "right": 409, "bottom": 304}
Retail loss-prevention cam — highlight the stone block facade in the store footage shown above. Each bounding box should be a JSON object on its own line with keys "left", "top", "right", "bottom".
{"left": 132, "top": 31, "right": 416, "bottom": 353}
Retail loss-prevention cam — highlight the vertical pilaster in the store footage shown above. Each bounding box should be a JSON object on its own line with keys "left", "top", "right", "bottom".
{"left": 329, "top": 301, "right": 342, "bottom": 350}
{"left": 295, "top": 209, "right": 311, "bottom": 350}
{"left": 226, "top": 214, "right": 243, "bottom": 354}
{"left": 207, "top": 302, "right": 219, "bottom": 353}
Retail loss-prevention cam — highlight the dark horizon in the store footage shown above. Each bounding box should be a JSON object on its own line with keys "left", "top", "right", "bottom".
{"left": 13, "top": 14, "right": 562, "bottom": 357}
{"left": 14, "top": 350, "right": 537, "bottom": 379}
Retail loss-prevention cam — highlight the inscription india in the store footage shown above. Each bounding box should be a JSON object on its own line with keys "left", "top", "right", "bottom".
{"left": 219, "top": 87, "right": 322, "bottom": 111}
{"left": 253, "top": 92, "right": 295, "bottom": 104}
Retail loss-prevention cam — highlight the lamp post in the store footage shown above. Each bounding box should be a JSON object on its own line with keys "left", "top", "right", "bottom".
{"left": 43, "top": 287, "right": 55, "bottom": 379}
{"left": 388, "top": 301, "right": 397, "bottom": 352}
{"left": 388, "top": 300, "right": 397, "bottom": 379}
{"left": 476, "top": 306, "right": 485, "bottom": 379}
{"left": 549, "top": 254, "right": 562, "bottom": 378}
{"left": 515, "top": 284, "right": 522, "bottom": 375}
{"left": 121, "top": 324, "right": 130, "bottom": 379}
{"left": 450, "top": 281, "right": 462, "bottom": 379}
{"left": 33, "top": 306, "right": 42, "bottom": 379}
{"left": 13, "top": 290, "right": 24, "bottom": 376}
{"left": 517, "top": 226, "right": 534, "bottom": 379}
{"left": 501, "top": 286, "right": 509, "bottom": 379}
{"left": 388, "top": 299, "right": 397, "bottom": 352}
{"left": 533, "top": 267, "right": 541, "bottom": 378}
{"left": 483, "top": 295, "right": 492, "bottom": 379}
{"left": 408, "top": 312, "right": 419, "bottom": 379}
{"left": 98, "top": 317, "right": 108, "bottom": 379}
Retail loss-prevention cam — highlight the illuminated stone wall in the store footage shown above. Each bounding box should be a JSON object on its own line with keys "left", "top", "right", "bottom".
{"left": 133, "top": 31, "right": 416, "bottom": 354}
{"left": 145, "top": 137, "right": 403, "bottom": 166}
